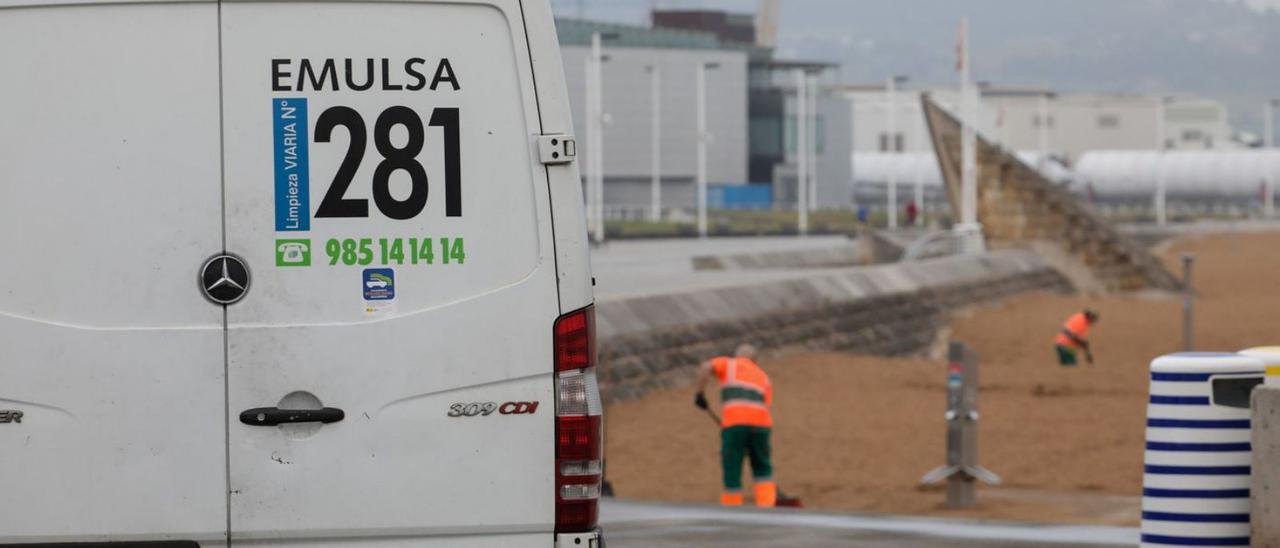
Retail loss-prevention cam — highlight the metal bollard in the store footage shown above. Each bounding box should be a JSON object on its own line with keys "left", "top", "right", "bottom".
{"left": 921, "top": 341, "right": 1001, "bottom": 508}
{"left": 1182, "top": 254, "right": 1195, "bottom": 352}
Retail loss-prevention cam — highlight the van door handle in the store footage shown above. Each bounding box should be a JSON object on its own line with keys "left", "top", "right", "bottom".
{"left": 239, "top": 407, "right": 345, "bottom": 426}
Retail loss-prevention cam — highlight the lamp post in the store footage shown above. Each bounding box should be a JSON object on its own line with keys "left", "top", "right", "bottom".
{"left": 1266, "top": 99, "right": 1275, "bottom": 149}
{"left": 1155, "top": 96, "right": 1171, "bottom": 227}
{"left": 646, "top": 64, "right": 662, "bottom": 222}
{"left": 584, "top": 32, "right": 607, "bottom": 243}
{"left": 696, "top": 61, "right": 720, "bottom": 239}
{"left": 886, "top": 75, "right": 908, "bottom": 229}
{"left": 960, "top": 27, "right": 976, "bottom": 228}
{"left": 794, "top": 68, "right": 808, "bottom": 236}
{"left": 583, "top": 39, "right": 597, "bottom": 242}
{"left": 584, "top": 32, "right": 620, "bottom": 243}
{"left": 1265, "top": 99, "right": 1276, "bottom": 218}
{"left": 847, "top": 93, "right": 858, "bottom": 210}
{"left": 915, "top": 104, "right": 926, "bottom": 226}
{"left": 1037, "top": 91, "right": 1052, "bottom": 173}
{"left": 809, "top": 73, "right": 820, "bottom": 211}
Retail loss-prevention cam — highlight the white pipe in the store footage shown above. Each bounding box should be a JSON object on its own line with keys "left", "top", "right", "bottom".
{"left": 1076, "top": 149, "right": 1280, "bottom": 198}
{"left": 649, "top": 65, "right": 662, "bottom": 222}
{"left": 696, "top": 62, "right": 708, "bottom": 239}
{"left": 794, "top": 69, "right": 808, "bottom": 236}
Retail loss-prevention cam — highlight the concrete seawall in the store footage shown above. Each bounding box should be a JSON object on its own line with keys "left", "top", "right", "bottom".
{"left": 690, "top": 231, "right": 905, "bottom": 271}
{"left": 596, "top": 249, "right": 1072, "bottom": 402}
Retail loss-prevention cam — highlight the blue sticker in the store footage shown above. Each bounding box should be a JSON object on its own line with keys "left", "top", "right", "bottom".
{"left": 273, "top": 98, "right": 310, "bottom": 232}
{"left": 363, "top": 268, "right": 395, "bottom": 301}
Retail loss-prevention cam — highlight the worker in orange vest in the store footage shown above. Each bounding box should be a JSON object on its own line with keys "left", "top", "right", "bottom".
{"left": 1055, "top": 309, "right": 1099, "bottom": 366}
{"left": 694, "top": 344, "right": 776, "bottom": 507}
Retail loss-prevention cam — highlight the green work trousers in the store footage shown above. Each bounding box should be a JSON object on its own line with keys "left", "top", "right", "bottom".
{"left": 721, "top": 425, "right": 773, "bottom": 490}
{"left": 1056, "top": 344, "right": 1078, "bottom": 366}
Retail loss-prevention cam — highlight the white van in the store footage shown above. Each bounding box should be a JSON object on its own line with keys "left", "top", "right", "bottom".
{"left": 0, "top": 1, "right": 601, "bottom": 546}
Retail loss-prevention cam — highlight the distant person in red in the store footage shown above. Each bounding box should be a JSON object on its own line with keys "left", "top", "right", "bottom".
{"left": 905, "top": 200, "right": 919, "bottom": 226}
{"left": 1055, "top": 309, "right": 1099, "bottom": 366}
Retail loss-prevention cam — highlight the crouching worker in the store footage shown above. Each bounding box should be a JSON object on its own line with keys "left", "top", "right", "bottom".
{"left": 694, "top": 344, "right": 776, "bottom": 507}
{"left": 1055, "top": 309, "right": 1099, "bottom": 366}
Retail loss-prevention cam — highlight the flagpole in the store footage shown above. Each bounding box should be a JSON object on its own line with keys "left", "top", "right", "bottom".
{"left": 955, "top": 16, "right": 985, "bottom": 254}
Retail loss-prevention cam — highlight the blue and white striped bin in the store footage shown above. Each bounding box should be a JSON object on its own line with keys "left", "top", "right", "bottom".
{"left": 1142, "top": 352, "right": 1265, "bottom": 547}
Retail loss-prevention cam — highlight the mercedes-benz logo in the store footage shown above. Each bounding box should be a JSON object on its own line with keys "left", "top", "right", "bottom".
{"left": 201, "top": 254, "right": 251, "bottom": 305}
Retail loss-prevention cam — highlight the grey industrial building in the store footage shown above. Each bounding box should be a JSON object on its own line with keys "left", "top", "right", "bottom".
{"left": 558, "top": 19, "right": 747, "bottom": 217}
{"left": 556, "top": 14, "right": 850, "bottom": 217}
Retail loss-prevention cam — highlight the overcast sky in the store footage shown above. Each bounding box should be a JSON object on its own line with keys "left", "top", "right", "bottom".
{"left": 551, "top": 0, "right": 1280, "bottom": 134}
{"left": 551, "top": 0, "right": 1280, "bottom": 23}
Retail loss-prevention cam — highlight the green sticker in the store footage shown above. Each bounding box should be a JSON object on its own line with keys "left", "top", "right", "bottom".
{"left": 276, "top": 239, "right": 312, "bottom": 267}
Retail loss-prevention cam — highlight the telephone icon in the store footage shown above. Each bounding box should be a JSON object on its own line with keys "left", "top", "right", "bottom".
{"left": 275, "top": 240, "right": 312, "bottom": 267}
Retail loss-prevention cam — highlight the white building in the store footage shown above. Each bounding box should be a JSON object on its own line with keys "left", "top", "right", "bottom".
{"left": 844, "top": 86, "right": 1241, "bottom": 164}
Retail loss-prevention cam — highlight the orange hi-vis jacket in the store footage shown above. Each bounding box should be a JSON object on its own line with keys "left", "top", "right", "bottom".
{"left": 1055, "top": 312, "right": 1090, "bottom": 349}
{"left": 711, "top": 357, "right": 773, "bottom": 428}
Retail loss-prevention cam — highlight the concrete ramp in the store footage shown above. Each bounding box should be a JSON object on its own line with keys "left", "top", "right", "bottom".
{"left": 921, "top": 95, "right": 1180, "bottom": 292}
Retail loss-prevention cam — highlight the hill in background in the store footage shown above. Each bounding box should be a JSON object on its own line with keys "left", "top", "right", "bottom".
{"left": 555, "top": 0, "right": 1280, "bottom": 134}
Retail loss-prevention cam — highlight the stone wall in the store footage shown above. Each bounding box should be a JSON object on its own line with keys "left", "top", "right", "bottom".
{"left": 921, "top": 96, "right": 1181, "bottom": 293}
{"left": 596, "top": 250, "right": 1072, "bottom": 402}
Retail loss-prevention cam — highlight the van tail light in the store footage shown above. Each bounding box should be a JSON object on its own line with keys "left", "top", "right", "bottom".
{"left": 554, "top": 306, "right": 602, "bottom": 533}
{"left": 554, "top": 304, "right": 596, "bottom": 372}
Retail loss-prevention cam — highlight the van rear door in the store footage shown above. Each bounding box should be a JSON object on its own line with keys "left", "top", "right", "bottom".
{"left": 219, "top": 1, "right": 560, "bottom": 545}
{"left": 0, "top": 3, "right": 228, "bottom": 545}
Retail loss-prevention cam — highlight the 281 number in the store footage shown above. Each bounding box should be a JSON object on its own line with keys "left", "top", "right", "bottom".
{"left": 313, "top": 106, "right": 461, "bottom": 220}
